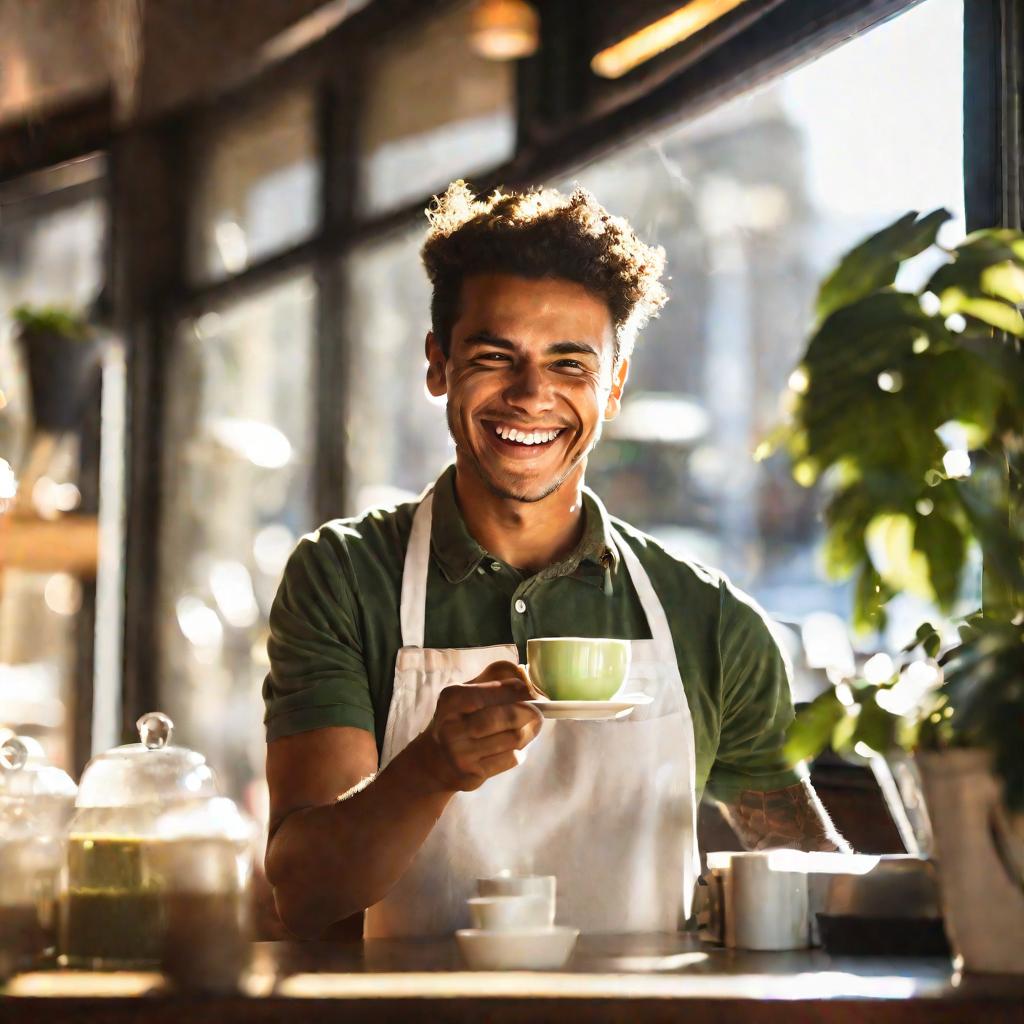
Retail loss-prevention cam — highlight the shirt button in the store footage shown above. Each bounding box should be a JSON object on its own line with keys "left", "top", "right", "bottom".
{"left": 477, "top": 567, "right": 486, "bottom": 575}
{"left": 514, "top": 599, "right": 527, "bottom": 614}
{"left": 490, "top": 561, "right": 502, "bottom": 572}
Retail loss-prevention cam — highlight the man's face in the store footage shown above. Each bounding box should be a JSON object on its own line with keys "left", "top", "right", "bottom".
{"left": 426, "top": 274, "right": 628, "bottom": 503}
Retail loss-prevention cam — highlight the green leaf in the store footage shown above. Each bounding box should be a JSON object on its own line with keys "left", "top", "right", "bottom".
{"left": 815, "top": 209, "right": 951, "bottom": 323}
{"left": 980, "top": 260, "right": 1024, "bottom": 303}
{"left": 866, "top": 513, "right": 933, "bottom": 598}
{"left": 830, "top": 705, "right": 860, "bottom": 756}
{"left": 850, "top": 693, "right": 900, "bottom": 755}
{"left": 903, "top": 621, "right": 942, "bottom": 657}
{"left": 914, "top": 513, "right": 966, "bottom": 611}
{"left": 784, "top": 689, "right": 847, "bottom": 765}
{"left": 939, "top": 289, "right": 1024, "bottom": 336}
{"left": 12, "top": 304, "right": 91, "bottom": 341}
{"left": 854, "top": 563, "right": 892, "bottom": 634}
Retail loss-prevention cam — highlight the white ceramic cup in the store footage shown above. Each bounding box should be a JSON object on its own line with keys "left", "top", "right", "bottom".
{"left": 467, "top": 895, "right": 551, "bottom": 931}
{"left": 719, "top": 851, "right": 809, "bottom": 951}
{"left": 476, "top": 875, "right": 556, "bottom": 926}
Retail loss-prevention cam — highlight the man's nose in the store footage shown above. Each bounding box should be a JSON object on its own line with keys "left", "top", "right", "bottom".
{"left": 502, "top": 362, "right": 555, "bottom": 414}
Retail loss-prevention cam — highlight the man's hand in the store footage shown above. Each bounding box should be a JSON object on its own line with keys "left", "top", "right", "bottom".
{"left": 415, "top": 661, "right": 543, "bottom": 792}
{"left": 718, "top": 779, "right": 852, "bottom": 853}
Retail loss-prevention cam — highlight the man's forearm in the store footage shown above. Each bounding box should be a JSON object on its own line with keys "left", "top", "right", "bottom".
{"left": 718, "top": 779, "right": 852, "bottom": 853}
{"left": 266, "top": 735, "right": 453, "bottom": 937}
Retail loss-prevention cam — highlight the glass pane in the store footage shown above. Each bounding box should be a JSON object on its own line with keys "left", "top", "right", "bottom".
{"left": 560, "top": 0, "right": 964, "bottom": 671}
{"left": 0, "top": 187, "right": 106, "bottom": 770}
{"left": 158, "top": 275, "right": 316, "bottom": 797}
{"left": 345, "top": 230, "right": 453, "bottom": 513}
{"left": 190, "top": 90, "right": 320, "bottom": 283}
{"left": 359, "top": 1, "right": 516, "bottom": 216}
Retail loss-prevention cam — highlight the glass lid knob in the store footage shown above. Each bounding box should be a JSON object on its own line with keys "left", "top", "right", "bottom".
{"left": 0, "top": 736, "right": 28, "bottom": 771}
{"left": 137, "top": 711, "right": 174, "bottom": 750}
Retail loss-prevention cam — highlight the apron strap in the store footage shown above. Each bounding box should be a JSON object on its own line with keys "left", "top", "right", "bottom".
{"left": 608, "top": 524, "right": 676, "bottom": 668}
{"left": 399, "top": 490, "right": 434, "bottom": 649}
{"left": 609, "top": 523, "right": 701, "bottom": 917}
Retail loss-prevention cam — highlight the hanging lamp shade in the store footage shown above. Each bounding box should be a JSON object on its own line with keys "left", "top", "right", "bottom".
{"left": 469, "top": 0, "right": 539, "bottom": 61}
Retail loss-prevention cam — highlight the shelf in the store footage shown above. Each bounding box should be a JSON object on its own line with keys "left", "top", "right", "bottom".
{"left": 0, "top": 514, "right": 99, "bottom": 577}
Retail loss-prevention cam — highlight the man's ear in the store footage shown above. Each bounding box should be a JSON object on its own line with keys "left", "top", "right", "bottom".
{"left": 425, "top": 332, "right": 448, "bottom": 397}
{"left": 603, "top": 357, "right": 630, "bottom": 420}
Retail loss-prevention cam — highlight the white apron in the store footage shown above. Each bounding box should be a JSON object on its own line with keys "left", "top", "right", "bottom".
{"left": 363, "top": 487, "right": 700, "bottom": 938}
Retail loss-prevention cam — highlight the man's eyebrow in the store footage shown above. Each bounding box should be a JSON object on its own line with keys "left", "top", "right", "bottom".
{"left": 464, "top": 330, "right": 516, "bottom": 350}
{"left": 547, "top": 340, "right": 600, "bottom": 359}
{"left": 464, "top": 332, "right": 600, "bottom": 359}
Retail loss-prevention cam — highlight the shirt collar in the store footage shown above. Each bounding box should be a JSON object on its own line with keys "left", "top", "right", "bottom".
{"left": 429, "top": 465, "right": 620, "bottom": 587}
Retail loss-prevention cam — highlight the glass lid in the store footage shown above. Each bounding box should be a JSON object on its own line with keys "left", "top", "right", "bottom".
{"left": 75, "top": 712, "right": 219, "bottom": 809}
{"left": 155, "top": 796, "right": 254, "bottom": 843}
{"left": 0, "top": 735, "right": 77, "bottom": 802}
{"left": 0, "top": 735, "right": 77, "bottom": 842}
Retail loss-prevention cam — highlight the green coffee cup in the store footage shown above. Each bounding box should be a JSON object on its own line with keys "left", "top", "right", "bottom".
{"left": 526, "top": 637, "right": 631, "bottom": 701}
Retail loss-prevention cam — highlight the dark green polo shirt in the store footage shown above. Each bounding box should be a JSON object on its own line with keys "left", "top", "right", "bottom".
{"left": 263, "top": 465, "right": 804, "bottom": 802}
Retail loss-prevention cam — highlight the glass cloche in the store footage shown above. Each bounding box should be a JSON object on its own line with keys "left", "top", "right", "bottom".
{"left": 59, "top": 711, "right": 221, "bottom": 968}
{"left": 0, "top": 735, "right": 77, "bottom": 976}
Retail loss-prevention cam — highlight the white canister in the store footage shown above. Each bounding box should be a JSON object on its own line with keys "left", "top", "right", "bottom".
{"left": 712, "top": 851, "right": 810, "bottom": 951}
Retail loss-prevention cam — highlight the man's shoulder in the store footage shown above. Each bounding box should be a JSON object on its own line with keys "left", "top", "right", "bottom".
{"left": 608, "top": 514, "right": 727, "bottom": 597}
{"left": 292, "top": 499, "right": 418, "bottom": 581}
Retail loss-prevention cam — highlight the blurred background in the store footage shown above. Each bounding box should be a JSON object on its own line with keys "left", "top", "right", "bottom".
{"left": 0, "top": 0, "right": 997, "bottom": 846}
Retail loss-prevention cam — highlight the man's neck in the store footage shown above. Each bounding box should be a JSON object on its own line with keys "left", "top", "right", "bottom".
{"left": 453, "top": 459, "right": 587, "bottom": 573}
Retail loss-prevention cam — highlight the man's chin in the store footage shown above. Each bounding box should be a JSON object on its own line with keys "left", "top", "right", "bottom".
{"left": 480, "top": 470, "right": 560, "bottom": 504}
{"left": 471, "top": 458, "right": 569, "bottom": 504}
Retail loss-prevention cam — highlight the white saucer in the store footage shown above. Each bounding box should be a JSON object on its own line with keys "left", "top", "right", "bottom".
{"left": 526, "top": 693, "right": 652, "bottom": 720}
{"left": 455, "top": 927, "right": 579, "bottom": 970}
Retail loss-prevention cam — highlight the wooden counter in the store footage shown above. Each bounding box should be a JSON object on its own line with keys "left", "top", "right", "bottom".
{"left": 2, "top": 933, "right": 1022, "bottom": 1023}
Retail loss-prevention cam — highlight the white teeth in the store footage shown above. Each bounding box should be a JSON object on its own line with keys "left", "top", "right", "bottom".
{"left": 494, "top": 425, "right": 561, "bottom": 445}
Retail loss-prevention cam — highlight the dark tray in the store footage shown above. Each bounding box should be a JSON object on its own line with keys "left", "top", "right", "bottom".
{"left": 817, "top": 915, "right": 951, "bottom": 957}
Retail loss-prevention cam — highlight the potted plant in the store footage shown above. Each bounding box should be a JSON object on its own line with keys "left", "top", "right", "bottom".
{"left": 763, "top": 210, "right": 1024, "bottom": 973}
{"left": 12, "top": 305, "right": 102, "bottom": 436}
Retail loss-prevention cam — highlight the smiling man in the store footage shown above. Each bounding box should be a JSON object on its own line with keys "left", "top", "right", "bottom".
{"left": 263, "top": 182, "right": 847, "bottom": 940}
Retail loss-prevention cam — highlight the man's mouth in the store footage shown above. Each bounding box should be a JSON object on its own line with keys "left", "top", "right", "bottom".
{"left": 482, "top": 420, "right": 568, "bottom": 455}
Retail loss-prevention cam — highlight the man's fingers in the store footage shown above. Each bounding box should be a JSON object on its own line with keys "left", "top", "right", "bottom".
{"left": 465, "top": 660, "right": 530, "bottom": 686}
{"left": 476, "top": 750, "right": 520, "bottom": 778}
{"left": 450, "top": 727, "right": 523, "bottom": 764}
{"left": 464, "top": 701, "right": 541, "bottom": 739}
{"left": 439, "top": 678, "right": 532, "bottom": 717}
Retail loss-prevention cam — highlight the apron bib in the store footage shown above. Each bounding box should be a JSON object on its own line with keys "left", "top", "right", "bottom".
{"left": 364, "top": 487, "right": 700, "bottom": 937}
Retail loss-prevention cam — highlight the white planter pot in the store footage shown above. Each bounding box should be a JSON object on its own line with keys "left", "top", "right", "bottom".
{"left": 917, "top": 749, "right": 1024, "bottom": 974}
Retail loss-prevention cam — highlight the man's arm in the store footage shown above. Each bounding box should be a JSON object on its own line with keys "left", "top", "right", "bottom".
{"left": 716, "top": 779, "right": 851, "bottom": 853}
{"left": 265, "top": 664, "right": 542, "bottom": 938}
{"left": 710, "top": 580, "right": 851, "bottom": 854}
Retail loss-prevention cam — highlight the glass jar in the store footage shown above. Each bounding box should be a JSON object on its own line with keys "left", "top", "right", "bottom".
{"left": 59, "top": 712, "right": 219, "bottom": 968}
{"left": 153, "top": 797, "right": 255, "bottom": 992}
{"left": 0, "top": 736, "right": 77, "bottom": 977}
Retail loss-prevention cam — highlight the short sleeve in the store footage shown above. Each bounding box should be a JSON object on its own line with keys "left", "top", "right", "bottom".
{"left": 262, "top": 527, "right": 375, "bottom": 742}
{"left": 705, "top": 580, "right": 806, "bottom": 802}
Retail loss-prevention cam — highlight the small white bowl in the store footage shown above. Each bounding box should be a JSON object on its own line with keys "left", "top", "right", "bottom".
{"left": 455, "top": 927, "right": 579, "bottom": 971}
{"left": 477, "top": 874, "right": 555, "bottom": 902}
{"left": 468, "top": 895, "right": 551, "bottom": 931}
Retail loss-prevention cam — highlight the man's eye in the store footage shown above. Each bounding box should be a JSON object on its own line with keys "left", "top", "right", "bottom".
{"left": 479, "top": 352, "right": 510, "bottom": 363}
{"left": 554, "top": 359, "right": 585, "bottom": 371}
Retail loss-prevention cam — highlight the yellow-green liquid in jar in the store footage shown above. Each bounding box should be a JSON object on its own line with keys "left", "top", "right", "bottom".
{"left": 61, "top": 836, "right": 165, "bottom": 967}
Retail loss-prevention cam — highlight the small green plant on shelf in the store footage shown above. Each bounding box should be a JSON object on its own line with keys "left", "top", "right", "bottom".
{"left": 12, "top": 304, "right": 92, "bottom": 342}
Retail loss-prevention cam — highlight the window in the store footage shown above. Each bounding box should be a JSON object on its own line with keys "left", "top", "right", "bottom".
{"left": 189, "top": 90, "right": 320, "bottom": 283}
{"left": 562, "top": 0, "right": 965, "bottom": 657}
{"left": 345, "top": 230, "right": 453, "bottom": 513}
{"left": 0, "top": 176, "right": 107, "bottom": 769}
{"left": 359, "top": 1, "right": 516, "bottom": 215}
{"left": 158, "top": 275, "right": 316, "bottom": 796}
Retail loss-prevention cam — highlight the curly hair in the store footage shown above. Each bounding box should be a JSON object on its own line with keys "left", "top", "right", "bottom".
{"left": 420, "top": 181, "right": 668, "bottom": 363}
